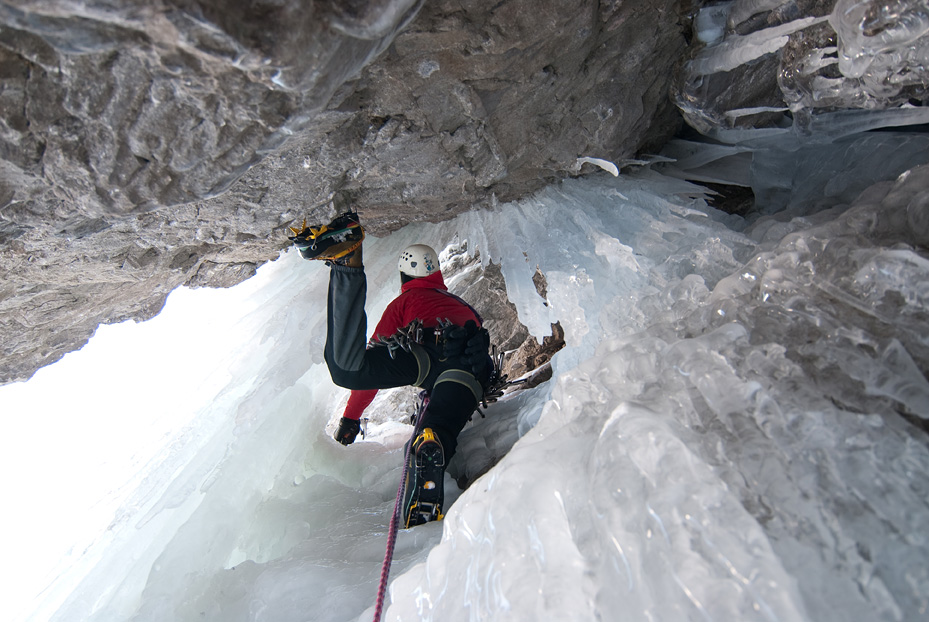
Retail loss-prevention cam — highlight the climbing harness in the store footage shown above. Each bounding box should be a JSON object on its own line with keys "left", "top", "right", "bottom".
{"left": 372, "top": 393, "right": 430, "bottom": 622}
{"left": 371, "top": 318, "right": 455, "bottom": 358}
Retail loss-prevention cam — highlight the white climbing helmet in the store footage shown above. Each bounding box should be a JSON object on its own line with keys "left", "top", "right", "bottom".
{"left": 398, "top": 244, "right": 439, "bottom": 278}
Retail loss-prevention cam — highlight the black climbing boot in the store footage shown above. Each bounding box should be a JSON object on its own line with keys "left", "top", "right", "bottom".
{"left": 289, "top": 212, "right": 364, "bottom": 262}
{"left": 401, "top": 428, "right": 445, "bottom": 528}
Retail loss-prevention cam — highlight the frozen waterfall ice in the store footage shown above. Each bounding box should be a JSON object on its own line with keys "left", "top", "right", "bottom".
{"left": 3, "top": 132, "right": 929, "bottom": 621}
{"left": 677, "top": 0, "right": 929, "bottom": 133}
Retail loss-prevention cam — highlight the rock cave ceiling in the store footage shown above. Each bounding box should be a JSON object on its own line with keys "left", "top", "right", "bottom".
{"left": 0, "top": 0, "right": 895, "bottom": 383}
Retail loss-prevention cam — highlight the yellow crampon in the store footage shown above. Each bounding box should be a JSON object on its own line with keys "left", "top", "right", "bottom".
{"left": 307, "top": 224, "right": 331, "bottom": 239}
{"left": 405, "top": 502, "right": 444, "bottom": 527}
{"left": 288, "top": 218, "right": 307, "bottom": 237}
{"left": 289, "top": 219, "right": 336, "bottom": 240}
{"left": 415, "top": 428, "right": 440, "bottom": 448}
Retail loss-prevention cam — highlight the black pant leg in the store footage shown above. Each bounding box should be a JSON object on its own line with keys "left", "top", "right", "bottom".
{"left": 324, "top": 264, "right": 420, "bottom": 390}
{"left": 420, "top": 374, "right": 479, "bottom": 461}
{"left": 324, "top": 264, "right": 368, "bottom": 374}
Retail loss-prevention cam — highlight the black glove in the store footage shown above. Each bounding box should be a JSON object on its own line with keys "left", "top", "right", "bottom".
{"left": 442, "top": 320, "right": 478, "bottom": 359}
{"left": 464, "top": 327, "right": 491, "bottom": 376}
{"left": 334, "top": 417, "right": 361, "bottom": 445}
{"left": 442, "top": 320, "right": 490, "bottom": 376}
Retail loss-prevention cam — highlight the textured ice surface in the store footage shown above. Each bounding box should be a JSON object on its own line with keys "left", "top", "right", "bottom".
{"left": 4, "top": 159, "right": 929, "bottom": 620}
{"left": 575, "top": 156, "right": 620, "bottom": 176}
{"left": 679, "top": 0, "right": 929, "bottom": 133}
{"left": 830, "top": 0, "right": 929, "bottom": 83}
{"left": 688, "top": 15, "right": 828, "bottom": 75}
{"left": 383, "top": 166, "right": 929, "bottom": 621}
{"left": 659, "top": 108, "right": 929, "bottom": 217}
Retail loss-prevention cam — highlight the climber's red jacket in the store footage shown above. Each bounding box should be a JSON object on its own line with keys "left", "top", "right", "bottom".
{"left": 342, "top": 270, "right": 482, "bottom": 420}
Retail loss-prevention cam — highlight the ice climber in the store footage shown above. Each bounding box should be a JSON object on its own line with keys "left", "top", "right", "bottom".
{"left": 289, "top": 211, "right": 491, "bottom": 527}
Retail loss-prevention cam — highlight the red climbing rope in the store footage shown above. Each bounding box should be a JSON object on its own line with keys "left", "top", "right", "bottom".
{"left": 372, "top": 395, "right": 429, "bottom": 622}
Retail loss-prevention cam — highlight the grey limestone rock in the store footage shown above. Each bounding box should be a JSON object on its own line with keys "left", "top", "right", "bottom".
{"left": 0, "top": 0, "right": 685, "bottom": 383}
